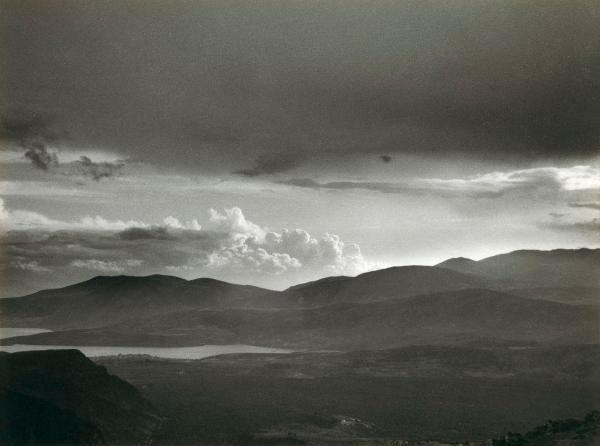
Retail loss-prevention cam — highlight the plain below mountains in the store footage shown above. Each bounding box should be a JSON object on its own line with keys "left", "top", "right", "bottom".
{"left": 1, "top": 248, "right": 598, "bottom": 350}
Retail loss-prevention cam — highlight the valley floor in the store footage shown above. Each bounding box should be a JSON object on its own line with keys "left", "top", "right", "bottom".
{"left": 97, "top": 346, "right": 600, "bottom": 445}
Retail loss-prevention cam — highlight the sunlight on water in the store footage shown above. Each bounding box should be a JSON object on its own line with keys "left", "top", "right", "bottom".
{"left": 0, "top": 342, "right": 291, "bottom": 360}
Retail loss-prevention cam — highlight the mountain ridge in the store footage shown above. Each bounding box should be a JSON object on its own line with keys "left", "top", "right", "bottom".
{"left": 3, "top": 288, "right": 596, "bottom": 350}
{"left": 1, "top": 248, "right": 597, "bottom": 350}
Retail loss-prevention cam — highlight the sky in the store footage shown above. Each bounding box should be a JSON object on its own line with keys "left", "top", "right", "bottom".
{"left": 1, "top": 0, "right": 599, "bottom": 296}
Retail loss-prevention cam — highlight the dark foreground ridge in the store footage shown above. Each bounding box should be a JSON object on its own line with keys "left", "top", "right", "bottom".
{"left": 492, "top": 411, "right": 600, "bottom": 446}
{"left": 0, "top": 349, "right": 162, "bottom": 446}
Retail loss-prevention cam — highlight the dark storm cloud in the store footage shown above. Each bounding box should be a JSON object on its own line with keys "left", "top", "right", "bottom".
{"left": 1, "top": 0, "right": 599, "bottom": 173}
{"left": 0, "top": 109, "right": 123, "bottom": 179}
{"left": 0, "top": 110, "right": 62, "bottom": 170}
{"left": 0, "top": 110, "right": 61, "bottom": 145}
{"left": 23, "top": 144, "right": 59, "bottom": 170}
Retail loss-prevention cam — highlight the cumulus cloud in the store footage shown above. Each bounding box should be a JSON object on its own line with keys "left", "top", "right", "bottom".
{"left": 163, "top": 216, "right": 202, "bottom": 231}
{"left": 0, "top": 202, "right": 368, "bottom": 295}
{"left": 209, "top": 207, "right": 265, "bottom": 239}
{"left": 282, "top": 165, "right": 600, "bottom": 198}
{"left": 204, "top": 227, "right": 367, "bottom": 279}
{"left": 260, "top": 229, "right": 366, "bottom": 275}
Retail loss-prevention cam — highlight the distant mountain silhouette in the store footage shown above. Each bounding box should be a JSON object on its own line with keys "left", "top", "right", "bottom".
{"left": 437, "top": 248, "right": 600, "bottom": 288}
{"left": 1, "top": 265, "right": 490, "bottom": 330}
{"left": 0, "top": 350, "right": 161, "bottom": 445}
{"left": 1, "top": 248, "right": 597, "bottom": 349}
{"left": 436, "top": 256, "right": 478, "bottom": 270}
{"left": 282, "top": 265, "right": 489, "bottom": 306}
{"left": 0, "top": 274, "right": 279, "bottom": 330}
{"left": 5, "top": 289, "right": 597, "bottom": 350}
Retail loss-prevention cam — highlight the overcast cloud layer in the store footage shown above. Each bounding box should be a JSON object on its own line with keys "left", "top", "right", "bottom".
{"left": 2, "top": 0, "right": 600, "bottom": 173}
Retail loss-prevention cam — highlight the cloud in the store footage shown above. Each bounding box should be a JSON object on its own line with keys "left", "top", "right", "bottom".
{"left": 209, "top": 207, "right": 265, "bottom": 239}
{"left": 10, "top": 257, "right": 50, "bottom": 272}
{"left": 234, "top": 154, "right": 301, "bottom": 177}
{"left": 1, "top": 110, "right": 125, "bottom": 180}
{"left": 0, "top": 110, "right": 62, "bottom": 171}
{"left": 68, "top": 156, "right": 125, "bottom": 181}
{"left": 263, "top": 230, "right": 366, "bottom": 276}
{"left": 0, "top": 197, "right": 148, "bottom": 231}
{"left": 569, "top": 202, "right": 600, "bottom": 211}
{"left": 0, "top": 202, "right": 368, "bottom": 295}
{"left": 543, "top": 218, "right": 600, "bottom": 234}
{"left": 0, "top": 109, "right": 61, "bottom": 145}
{"left": 117, "top": 226, "right": 174, "bottom": 240}
{"left": 163, "top": 216, "right": 202, "bottom": 231}
{"left": 70, "top": 258, "right": 142, "bottom": 273}
{"left": 206, "top": 247, "right": 302, "bottom": 275}
{"left": 24, "top": 144, "right": 59, "bottom": 170}
{"left": 207, "top": 227, "right": 367, "bottom": 278}
{"left": 281, "top": 166, "right": 600, "bottom": 198}
{"left": 3, "top": 1, "right": 599, "bottom": 175}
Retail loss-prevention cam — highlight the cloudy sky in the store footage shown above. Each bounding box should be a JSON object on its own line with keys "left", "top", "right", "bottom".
{"left": 1, "top": 0, "right": 599, "bottom": 296}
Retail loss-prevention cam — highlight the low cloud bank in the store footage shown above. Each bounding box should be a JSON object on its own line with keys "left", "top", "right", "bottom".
{"left": 281, "top": 166, "right": 600, "bottom": 198}
{"left": 0, "top": 200, "right": 367, "bottom": 296}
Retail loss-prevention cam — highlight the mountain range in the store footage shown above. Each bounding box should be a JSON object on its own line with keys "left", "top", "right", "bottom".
{"left": 1, "top": 248, "right": 598, "bottom": 350}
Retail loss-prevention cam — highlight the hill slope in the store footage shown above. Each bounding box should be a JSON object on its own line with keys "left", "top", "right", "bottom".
{"left": 281, "top": 265, "right": 491, "bottom": 307}
{"left": 0, "top": 274, "right": 279, "bottom": 330}
{"left": 0, "top": 265, "right": 493, "bottom": 330}
{"left": 5, "top": 289, "right": 597, "bottom": 349}
{"left": 438, "top": 248, "right": 600, "bottom": 288}
{"left": 0, "top": 349, "right": 161, "bottom": 445}
{"left": 1, "top": 248, "right": 597, "bottom": 347}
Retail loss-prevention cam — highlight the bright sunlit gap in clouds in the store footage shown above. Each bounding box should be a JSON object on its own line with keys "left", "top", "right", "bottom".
{"left": 0, "top": 160, "right": 598, "bottom": 296}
